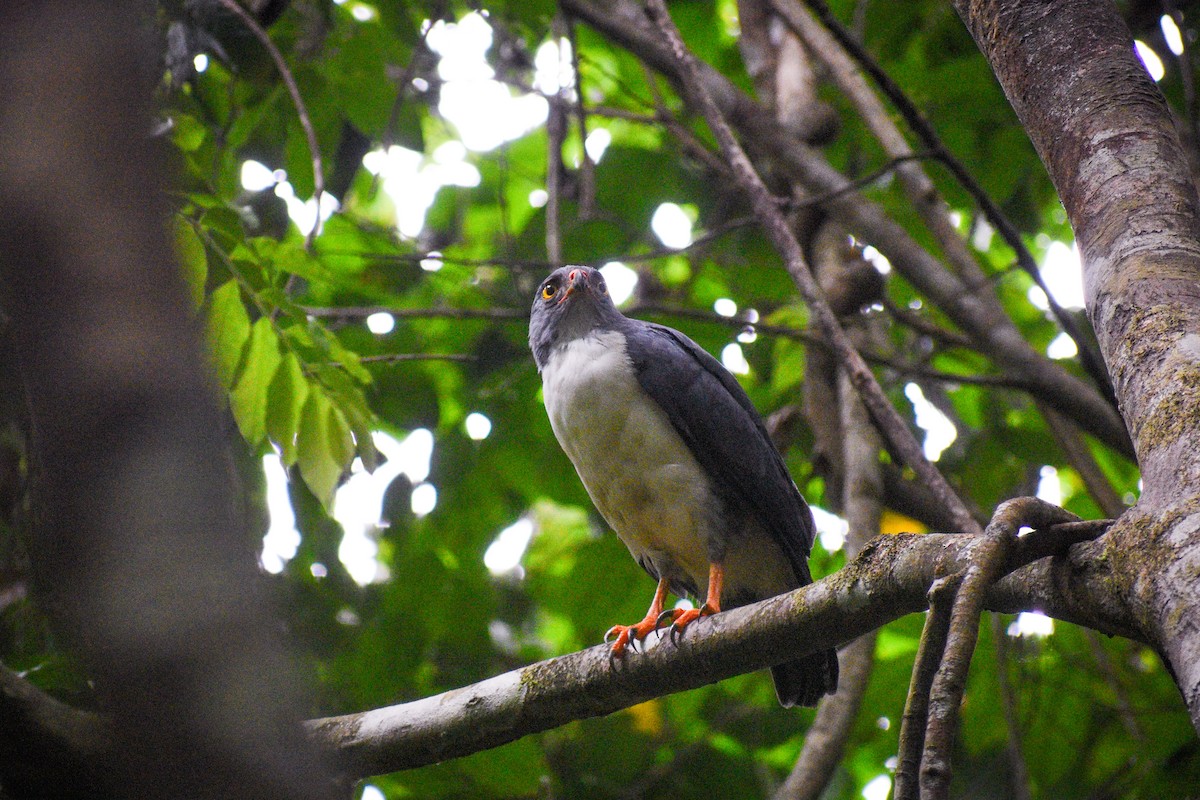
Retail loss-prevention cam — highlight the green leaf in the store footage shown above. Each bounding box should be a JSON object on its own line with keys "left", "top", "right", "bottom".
{"left": 171, "top": 113, "right": 206, "bottom": 152}
{"left": 266, "top": 353, "right": 310, "bottom": 467}
{"left": 230, "top": 317, "right": 283, "bottom": 446}
{"left": 173, "top": 218, "right": 207, "bottom": 309}
{"left": 205, "top": 280, "right": 251, "bottom": 391}
{"left": 326, "top": 403, "right": 355, "bottom": 476}
{"left": 297, "top": 391, "right": 344, "bottom": 509}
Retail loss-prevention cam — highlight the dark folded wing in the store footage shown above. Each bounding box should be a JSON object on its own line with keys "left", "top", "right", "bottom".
{"left": 621, "top": 320, "right": 816, "bottom": 582}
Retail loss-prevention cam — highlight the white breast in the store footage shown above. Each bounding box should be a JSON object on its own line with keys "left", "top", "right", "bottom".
{"left": 541, "top": 331, "right": 713, "bottom": 588}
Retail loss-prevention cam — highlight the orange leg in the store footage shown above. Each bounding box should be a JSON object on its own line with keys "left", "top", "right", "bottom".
{"left": 605, "top": 577, "right": 672, "bottom": 656}
{"left": 661, "top": 562, "right": 723, "bottom": 636}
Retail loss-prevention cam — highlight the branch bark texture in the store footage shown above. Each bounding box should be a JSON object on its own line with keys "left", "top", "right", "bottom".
{"left": 308, "top": 526, "right": 1116, "bottom": 778}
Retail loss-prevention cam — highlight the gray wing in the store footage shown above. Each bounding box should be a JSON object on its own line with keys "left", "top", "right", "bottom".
{"left": 621, "top": 320, "right": 816, "bottom": 583}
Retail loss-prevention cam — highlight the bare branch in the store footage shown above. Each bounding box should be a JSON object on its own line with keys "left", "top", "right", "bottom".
{"left": 893, "top": 573, "right": 961, "bottom": 800}
{"left": 776, "top": 326, "right": 884, "bottom": 800}
{"left": 545, "top": 14, "right": 569, "bottom": 265}
{"left": 1039, "top": 402, "right": 1127, "bottom": 518}
{"left": 920, "top": 497, "right": 1080, "bottom": 799}
{"left": 773, "top": 0, "right": 992, "bottom": 292}
{"left": 355, "top": 353, "right": 477, "bottom": 364}
{"left": 306, "top": 524, "right": 1113, "bottom": 778}
{"left": 304, "top": 306, "right": 528, "bottom": 321}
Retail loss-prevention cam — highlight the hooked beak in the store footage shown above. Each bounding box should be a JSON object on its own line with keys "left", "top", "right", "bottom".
{"left": 559, "top": 268, "right": 589, "bottom": 304}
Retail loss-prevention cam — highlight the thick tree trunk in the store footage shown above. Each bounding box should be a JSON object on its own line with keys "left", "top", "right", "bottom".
{"left": 953, "top": 0, "right": 1200, "bottom": 729}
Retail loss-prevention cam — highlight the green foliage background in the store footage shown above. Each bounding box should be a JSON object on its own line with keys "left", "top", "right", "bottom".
{"left": 5, "top": 1, "right": 1199, "bottom": 798}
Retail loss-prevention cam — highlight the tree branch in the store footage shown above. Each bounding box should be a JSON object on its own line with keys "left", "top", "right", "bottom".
{"left": 893, "top": 573, "right": 960, "bottom": 800}
{"left": 920, "top": 497, "right": 1080, "bottom": 799}
{"left": 0, "top": 524, "right": 1118, "bottom": 786}
{"left": 797, "top": 0, "right": 1116, "bottom": 403}
{"left": 776, "top": 326, "right": 884, "bottom": 800}
{"left": 305, "top": 524, "right": 1114, "bottom": 779}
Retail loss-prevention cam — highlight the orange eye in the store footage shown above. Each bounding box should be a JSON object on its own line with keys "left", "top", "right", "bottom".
{"left": 541, "top": 284, "right": 555, "bottom": 300}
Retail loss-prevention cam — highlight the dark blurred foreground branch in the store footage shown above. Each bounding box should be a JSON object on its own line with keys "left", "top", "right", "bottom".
{"left": 0, "top": 3, "right": 337, "bottom": 797}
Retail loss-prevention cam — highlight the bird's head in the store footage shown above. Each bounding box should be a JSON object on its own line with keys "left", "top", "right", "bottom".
{"left": 529, "top": 265, "right": 624, "bottom": 371}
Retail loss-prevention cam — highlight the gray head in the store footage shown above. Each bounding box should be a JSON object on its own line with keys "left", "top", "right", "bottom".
{"left": 529, "top": 266, "right": 626, "bottom": 371}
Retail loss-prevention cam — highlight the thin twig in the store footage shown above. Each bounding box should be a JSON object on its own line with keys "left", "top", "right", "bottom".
{"left": 213, "top": 0, "right": 324, "bottom": 246}
{"left": 304, "top": 306, "right": 527, "bottom": 321}
{"left": 319, "top": 251, "right": 556, "bottom": 271}
{"left": 305, "top": 299, "right": 1034, "bottom": 390}
{"left": 643, "top": 0, "right": 978, "bottom": 534}
{"left": 881, "top": 296, "right": 975, "bottom": 349}
{"left": 1038, "top": 402, "right": 1127, "bottom": 518}
{"left": 566, "top": 15, "right": 598, "bottom": 219}
{"left": 356, "top": 353, "right": 477, "bottom": 364}
{"left": 381, "top": 2, "right": 442, "bottom": 149}
{"left": 545, "top": 14, "right": 569, "bottom": 266}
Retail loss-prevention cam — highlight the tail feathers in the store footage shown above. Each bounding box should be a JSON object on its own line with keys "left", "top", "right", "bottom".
{"left": 771, "top": 647, "right": 839, "bottom": 708}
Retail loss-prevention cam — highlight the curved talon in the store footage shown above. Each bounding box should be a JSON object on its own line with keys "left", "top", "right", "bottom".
{"left": 605, "top": 623, "right": 648, "bottom": 657}
{"left": 666, "top": 603, "right": 716, "bottom": 644}
{"left": 655, "top": 608, "right": 682, "bottom": 630}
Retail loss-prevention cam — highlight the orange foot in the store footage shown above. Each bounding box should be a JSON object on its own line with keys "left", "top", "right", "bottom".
{"left": 657, "top": 601, "right": 718, "bottom": 642}
{"left": 604, "top": 614, "right": 661, "bottom": 656}
{"left": 660, "top": 562, "right": 725, "bottom": 643}
{"left": 605, "top": 576, "right": 673, "bottom": 656}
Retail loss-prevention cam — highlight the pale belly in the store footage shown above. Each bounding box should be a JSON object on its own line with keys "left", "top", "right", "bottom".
{"left": 542, "top": 331, "right": 795, "bottom": 604}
